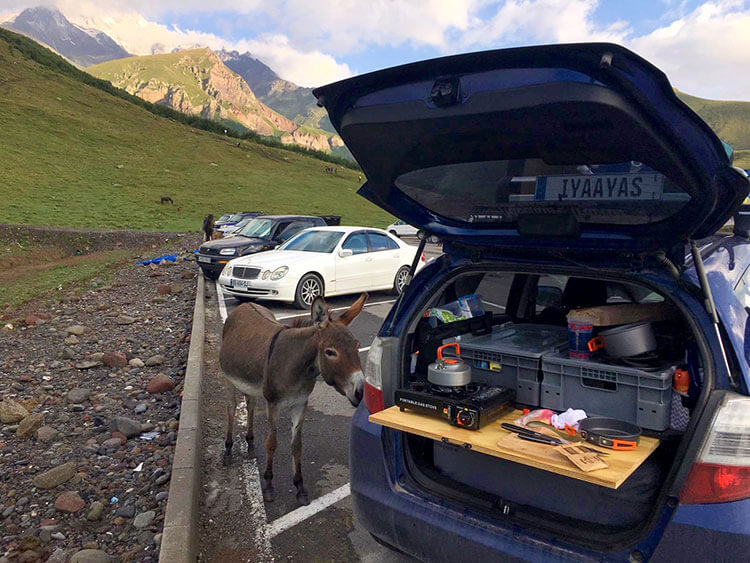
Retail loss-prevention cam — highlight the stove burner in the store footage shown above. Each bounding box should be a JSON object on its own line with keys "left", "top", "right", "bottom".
{"left": 395, "top": 380, "right": 515, "bottom": 430}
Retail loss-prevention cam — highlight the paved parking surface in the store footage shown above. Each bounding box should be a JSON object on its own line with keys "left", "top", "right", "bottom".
{"left": 197, "top": 240, "right": 439, "bottom": 561}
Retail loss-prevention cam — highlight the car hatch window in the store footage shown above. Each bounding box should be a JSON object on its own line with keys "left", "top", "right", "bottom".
{"left": 734, "top": 266, "right": 750, "bottom": 309}
{"left": 342, "top": 233, "right": 369, "bottom": 254}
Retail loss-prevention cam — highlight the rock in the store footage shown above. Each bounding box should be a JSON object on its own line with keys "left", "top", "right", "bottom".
{"left": 66, "top": 325, "right": 87, "bottom": 335}
{"left": 64, "top": 335, "right": 79, "bottom": 345}
{"left": 37, "top": 426, "right": 59, "bottom": 442}
{"left": 110, "top": 431, "right": 127, "bottom": 444}
{"left": 138, "top": 530, "right": 155, "bottom": 546}
{"left": 157, "top": 284, "right": 172, "bottom": 295}
{"left": 90, "top": 352, "right": 104, "bottom": 362}
{"left": 47, "top": 548, "right": 68, "bottom": 563}
{"left": 69, "top": 550, "right": 111, "bottom": 563}
{"left": 146, "top": 373, "right": 174, "bottom": 394}
{"left": 33, "top": 462, "right": 76, "bottom": 489}
{"left": 54, "top": 491, "right": 85, "bottom": 512}
{"left": 133, "top": 510, "right": 156, "bottom": 529}
{"left": 16, "top": 413, "right": 43, "bottom": 439}
{"left": 112, "top": 417, "right": 141, "bottom": 438}
{"left": 102, "top": 352, "right": 127, "bottom": 368}
{"left": 144, "top": 355, "right": 165, "bottom": 367}
{"left": 115, "top": 503, "right": 135, "bottom": 518}
{"left": 67, "top": 388, "right": 91, "bottom": 403}
{"left": 115, "top": 315, "right": 136, "bottom": 325}
{"left": 62, "top": 347, "right": 77, "bottom": 360}
{"left": 128, "top": 358, "right": 145, "bottom": 368}
{"left": 75, "top": 360, "right": 99, "bottom": 370}
{"left": 134, "top": 404, "right": 147, "bottom": 414}
{"left": 51, "top": 532, "right": 65, "bottom": 540}
{"left": 102, "top": 438, "right": 122, "bottom": 449}
{"left": 86, "top": 501, "right": 104, "bottom": 521}
{"left": 0, "top": 399, "right": 30, "bottom": 423}
{"left": 25, "top": 314, "right": 44, "bottom": 326}
{"left": 155, "top": 473, "right": 170, "bottom": 486}
{"left": 154, "top": 532, "right": 163, "bottom": 546}
{"left": 155, "top": 492, "right": 168, "bottom": 502}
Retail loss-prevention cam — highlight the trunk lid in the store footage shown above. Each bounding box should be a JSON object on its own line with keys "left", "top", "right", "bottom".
{"left": 314, "top": 43, "right": 748, "bottom": 252}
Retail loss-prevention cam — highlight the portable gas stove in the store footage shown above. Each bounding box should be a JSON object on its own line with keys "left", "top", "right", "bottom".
{"left": 395, "top": 381, "right": 515, "bottom": 430}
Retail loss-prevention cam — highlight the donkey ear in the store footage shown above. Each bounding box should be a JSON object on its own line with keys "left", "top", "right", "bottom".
{"left": 310, "top": 296, "right": 329, "bottom": 328}
{"left": 337, "top": 293, "right": 368, "bottom": 326}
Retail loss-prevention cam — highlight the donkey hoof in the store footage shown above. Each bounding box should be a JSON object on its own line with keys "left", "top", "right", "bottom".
{"left": 262, "top": 483, "right": 275, "bottom": 503}
{"left": 296, "top": 490, "right": 310, "bottom": 506}
{"left": 222, "top": 452, "right": 233, "bottom": 466}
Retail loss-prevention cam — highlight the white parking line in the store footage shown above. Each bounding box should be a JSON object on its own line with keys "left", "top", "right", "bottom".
{"left": 266, "top": 484, "right": 351, "bottom": 539}
{"left": 359, "top": 346, "right": 371, "bottom": 353}
{"left": 216, "top": 281, "right": 229, "bottom": 322}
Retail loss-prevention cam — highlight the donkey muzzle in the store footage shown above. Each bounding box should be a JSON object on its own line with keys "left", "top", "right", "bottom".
{"left": 346, "top": 371, "right": 365, "bottom": 407}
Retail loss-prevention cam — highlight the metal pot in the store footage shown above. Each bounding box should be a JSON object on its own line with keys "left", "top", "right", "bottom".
{"left": 428, "top": 343, "right": 472, "bottom": 386}
{"left": 587, "top": 321, "right": 657, "bottom": 358}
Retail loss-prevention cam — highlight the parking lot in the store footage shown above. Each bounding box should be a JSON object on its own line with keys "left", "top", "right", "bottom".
{"left": 196, "top": 240, "right": 438, "bottom": 561}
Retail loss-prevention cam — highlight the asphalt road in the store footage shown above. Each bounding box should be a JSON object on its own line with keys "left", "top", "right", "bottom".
{"left": 198, "top": 240, "right": 440, "bottom": 562}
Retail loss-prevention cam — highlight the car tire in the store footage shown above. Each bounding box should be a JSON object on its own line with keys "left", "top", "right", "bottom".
{"left": 202, "top": 270, "right": 219, "bottom": 280}
{"left": 389, "top": 230, "right": 399, "bottom": 237}
{"left": 294, "top": 273, "right": 323, "bottom": 309}
{"left": 392, "top": 266, "right": 410, "bottom": 295}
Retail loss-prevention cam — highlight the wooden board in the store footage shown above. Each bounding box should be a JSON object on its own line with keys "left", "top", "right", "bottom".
{"left": 370, "top": 406, "right": 660, "bottom": 489}
{"left": 566, "top": 302, "right": 679, "bottom": 327}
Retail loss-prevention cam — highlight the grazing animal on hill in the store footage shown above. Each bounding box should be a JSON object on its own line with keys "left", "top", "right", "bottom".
{"left": 160, "top": 196, "right": 174, "bottom": 204}
{"left": 202, "top": 214, "right": 214, "bottom": 241}
{"left": 219, "top": 294, "right": 366, "bottom": 505}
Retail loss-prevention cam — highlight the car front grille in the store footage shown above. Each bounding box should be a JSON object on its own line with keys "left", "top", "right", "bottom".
{"left": 199, "top": 246, "right": 221, "bottom": 256}
{"left": 233, "top": 266, "right": 261, "bottom": 280}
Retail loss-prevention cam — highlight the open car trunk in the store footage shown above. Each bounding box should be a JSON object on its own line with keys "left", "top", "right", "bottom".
{"left": 396, "top": 268, "right": 706, "bottom": 548}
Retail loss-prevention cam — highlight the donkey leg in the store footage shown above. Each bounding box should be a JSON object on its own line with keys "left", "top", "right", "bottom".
{"left": 262, "top": 401, "right": 279, "bottom": 502}
{"left": 244, "top": 394, "right": 256, "bottom": 451}
{"left": 223, "top": 386, "right": 237, "bottom": 463}
{"left": 290, "top": 399, "right": 310, "bottom": 505}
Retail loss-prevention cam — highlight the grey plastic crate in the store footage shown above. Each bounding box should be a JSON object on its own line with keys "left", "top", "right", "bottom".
{"left": 457, "top": 324, "right": 568, "bottom": 405}
{"left": 541, "top": 354, "right": 673, "bottom": 431}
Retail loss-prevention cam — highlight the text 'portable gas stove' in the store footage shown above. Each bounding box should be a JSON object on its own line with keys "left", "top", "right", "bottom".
{"left": 395, "top": 343, "right": 515, "bottom": 430}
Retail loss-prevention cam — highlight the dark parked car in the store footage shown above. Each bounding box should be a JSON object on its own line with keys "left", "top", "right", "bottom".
{"left": 215, "top": 211, "right": 265, "bottom": 231}
{"left": 196, "top": 215, "right": 326, "bottom": 278}
{"left": 314, "top": 43, "right": 750, "bottom": 561}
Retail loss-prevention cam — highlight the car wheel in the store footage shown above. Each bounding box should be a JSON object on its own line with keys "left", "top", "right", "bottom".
{"left": 202, "top": 270, "right": 219, "bottom": 280}
{"left": 392, "top": 266, "right": 410, "bottom": 295}
{"left": 389, "top": 230, "right": 399, "bottom": 237}
{"left": 294, "top": 274, "right": 323, "bottom": 309}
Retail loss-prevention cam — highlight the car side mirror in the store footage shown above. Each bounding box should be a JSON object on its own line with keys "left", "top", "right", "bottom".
{"left": 338, "top": 249, "right": 353, "bottom": 258}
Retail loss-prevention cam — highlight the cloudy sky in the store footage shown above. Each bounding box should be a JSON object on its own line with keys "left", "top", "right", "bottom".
{"left": 2, "top": 0, "right": 749, "bottom": 100}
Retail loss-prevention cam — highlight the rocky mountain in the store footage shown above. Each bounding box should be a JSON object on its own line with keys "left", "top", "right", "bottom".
{"left": 88, "top": 48, "right": 343, "bottom": 153}
{"left": 3, "top": 6, "right": 129, "bottom": 67}
{"left": 218, "top": 50, "right": 334, "bottom": 133}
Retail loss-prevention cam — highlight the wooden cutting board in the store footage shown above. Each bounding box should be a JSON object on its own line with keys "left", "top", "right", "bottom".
{"left": 370, "top": 406, "right": 660, "bottom": 489}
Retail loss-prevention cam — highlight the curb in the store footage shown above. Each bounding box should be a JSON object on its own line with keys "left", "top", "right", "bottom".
{"left": 160, "top": 275, "right": 205, "bottom": 563}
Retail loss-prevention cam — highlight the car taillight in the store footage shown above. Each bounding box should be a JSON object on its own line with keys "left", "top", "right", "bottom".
{"left": 364, "top": 337, "right": 384, "bottom": 413}
{"left": 681, "top": 395, "right": 750, "bottom": 504}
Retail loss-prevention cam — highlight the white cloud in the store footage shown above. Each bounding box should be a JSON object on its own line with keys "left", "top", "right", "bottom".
{"left": 459, "top": 0, "right": 630, "bottom": 48}
{"left": 628, "top": 1, "right": 750, "bottom": 100}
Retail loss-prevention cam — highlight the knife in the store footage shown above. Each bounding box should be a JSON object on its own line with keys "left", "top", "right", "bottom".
{"left": 517, "top": 433, "right": 561, "bottom": 446}
{"left": 501, "top": 423, "right": 565, "bottom": 445}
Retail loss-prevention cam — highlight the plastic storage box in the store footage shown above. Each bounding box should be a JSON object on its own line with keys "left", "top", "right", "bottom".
{"left": 541, "top": 354, "right": 673, "bottom": 431}
{"left": 457, "top": 324, "right": 568, "bottom": 405}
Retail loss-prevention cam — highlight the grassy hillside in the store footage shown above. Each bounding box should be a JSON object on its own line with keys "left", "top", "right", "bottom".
{"left": 0, "top": 31, "right": 390, "bottom": 232}
{"left": 677, "top": 91, "right": 750, "bottom": 168}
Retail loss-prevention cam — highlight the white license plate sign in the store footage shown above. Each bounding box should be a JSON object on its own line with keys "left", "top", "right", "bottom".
{"left": 535, "top": 173, "right": 665, "bottom": 202}
{"left": 197, "top": 256, "right": 211, "bottom": 263}
{"left": 232, "top": 279, "right": 251, "bottom": 288}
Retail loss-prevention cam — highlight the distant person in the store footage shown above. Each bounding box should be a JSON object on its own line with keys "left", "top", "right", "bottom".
{"left": 202, "top": 214, "right": 215, "bottom": 241}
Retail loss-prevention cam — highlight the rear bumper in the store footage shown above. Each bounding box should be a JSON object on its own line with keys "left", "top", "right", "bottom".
{"left": 350, "top": 406, "right": 750, "bottom": 562}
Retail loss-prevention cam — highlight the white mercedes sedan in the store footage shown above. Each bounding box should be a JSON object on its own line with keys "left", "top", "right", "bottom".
{"left": 218, "top": 226, "right": 424, "bottom": 308}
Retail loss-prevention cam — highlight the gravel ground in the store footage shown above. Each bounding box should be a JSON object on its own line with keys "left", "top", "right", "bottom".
{"left": 0, "top": 234, "right": 201, "bottom": 563}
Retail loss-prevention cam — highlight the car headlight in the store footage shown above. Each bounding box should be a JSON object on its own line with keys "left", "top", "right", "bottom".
{"left": 262, "top": 270, "right": 271, "bottom": 280}
{"left": 270, "top": 266, "right": 289, "bottom": 280}
{"left": 241, "top": 245, "right": 263, "bottom": 254}
{"left": 222, "top": 266, "right": 232, "bottom": 277}
{"left": 219, "top": 248, "right": 236, "bottom": 256}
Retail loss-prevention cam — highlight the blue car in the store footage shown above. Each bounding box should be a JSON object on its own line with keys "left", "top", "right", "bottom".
{"left": 314, "top": 43, "right": 750, "bottom": 561}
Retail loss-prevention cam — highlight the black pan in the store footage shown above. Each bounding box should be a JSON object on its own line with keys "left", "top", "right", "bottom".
{"left": 578, "top": 417, "right": 641, "bottom": 450}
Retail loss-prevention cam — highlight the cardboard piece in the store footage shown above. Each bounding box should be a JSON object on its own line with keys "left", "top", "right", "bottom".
{"left": 558, "top": 444, "right": 609, "bottom": 472}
